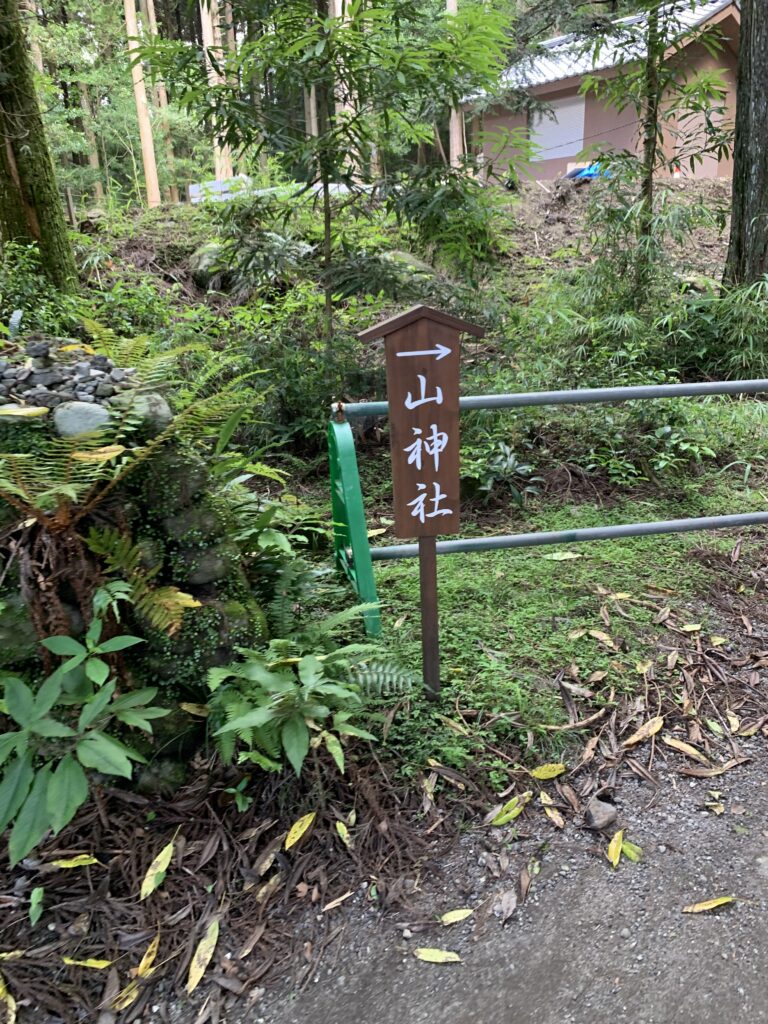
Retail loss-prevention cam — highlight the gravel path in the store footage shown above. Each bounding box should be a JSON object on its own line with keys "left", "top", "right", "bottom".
{"left": 257, "top": 744, "right": 768, "bottom": 1024}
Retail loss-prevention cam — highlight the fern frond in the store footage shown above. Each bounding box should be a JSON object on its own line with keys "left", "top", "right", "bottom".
{"left": 348, "top": 661, "right": 418, "bottom": 698}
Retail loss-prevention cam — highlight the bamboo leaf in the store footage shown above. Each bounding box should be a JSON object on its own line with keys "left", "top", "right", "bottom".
{"left": 440, "top": 908, "right": 473, "bottom": 926}
{"left": 285, "top": 811, "right": 316, "bottom": 851}
{"left": 622, "top": 716, "right": 664, "bottom": 748}
{"left": 682, "top": 896, "right": 735, "bottom": 914}
{"left": 186, "top": 919, "right": 219, "bottom": 994}
{"left": 413, "top": 948, "right": 462, "bottom": 964}
{"left": 140, "top": 840, "right": 174, "bottom": 900}
{"left": 607, "top": 829, "right": 624, "bottom": 868}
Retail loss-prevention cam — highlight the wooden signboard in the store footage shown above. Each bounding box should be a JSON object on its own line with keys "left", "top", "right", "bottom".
{"left": 359, "top": 306, "right": 484, "bottom": 696}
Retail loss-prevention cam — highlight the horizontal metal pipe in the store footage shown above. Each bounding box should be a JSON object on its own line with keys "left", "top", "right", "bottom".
{"left": 339, "top": 378, "right": 768, "bottom": 419}
{"left": 369, "top": 511, "right": 768, "bottom": 561}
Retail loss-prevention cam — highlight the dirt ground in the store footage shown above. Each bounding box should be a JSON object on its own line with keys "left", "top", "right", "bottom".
{"left": 257, "top": 745, "right": 768, "bottom": 1024}
{"left": 509, "top": 177, "right": 733, "bottom": 280}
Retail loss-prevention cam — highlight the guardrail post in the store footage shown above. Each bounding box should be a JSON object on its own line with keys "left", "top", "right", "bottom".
{"left": 328, "top": 414, "right": 382, "bottom": 636}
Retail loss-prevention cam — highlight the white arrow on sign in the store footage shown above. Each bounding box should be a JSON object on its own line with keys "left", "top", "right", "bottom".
{"left": 396, "top": 343, "right": 452, "bottom": 361}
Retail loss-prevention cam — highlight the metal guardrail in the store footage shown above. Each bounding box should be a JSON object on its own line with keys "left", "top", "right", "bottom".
{"left": 340, "top": 378, "right": 768, "bottom": 418}
{"left": 329, "top": 377, "right": 768, "bottom": 639}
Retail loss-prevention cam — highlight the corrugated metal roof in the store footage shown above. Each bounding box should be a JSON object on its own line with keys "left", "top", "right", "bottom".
{"left": 503, "top": 0, "right": 735, "bottom": 90}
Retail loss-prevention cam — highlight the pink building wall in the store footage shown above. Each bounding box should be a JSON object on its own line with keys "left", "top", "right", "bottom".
{"left": 478, "top": 12, "right": 738, "bottom": 182}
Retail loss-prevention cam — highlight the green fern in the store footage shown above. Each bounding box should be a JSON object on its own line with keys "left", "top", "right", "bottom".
{"left": 86, "top": 526, "right": 200, "bottom": 636}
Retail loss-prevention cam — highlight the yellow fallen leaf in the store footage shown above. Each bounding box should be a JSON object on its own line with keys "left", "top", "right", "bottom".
{"left": 705, "top": 800, "right": 725, "bottom": 815}
{"left": 60, "top": 343, "right": 96, "bottom": 354}
{"left": 0, "top": 971, "right": 16, "bottom": 1024}
{"left": 588, "top": 629, "right": 616, "bottom": 649}
{"left": 111, "top": 981, "right": 140, "bottom": 1011}
{"left": 726, "top": 711, "right": 740, "bottom": 733}
{"left": 490, "top": 791, "right": 532, "bottom": 826}
{"left": 542, "top": 551, "right": 582, "bottom": 561}
{"left": 51, "top": 855, "right": 100, "bottom": 868}
{"left": 186, "top": 919, "right": 219, "bottom": 994}
{"left": 0, "top": 406, "right": 49, "bottom": 418}
{"left": 682, "top": 896, "right": 735, "bottom": 914}
{"left": 680, "top": 623, "right": 702, "bottom": 633}
{"left": 622, "top": 716, "right": 664, "bottom": 748}
{"left": 137, "top": 931, "right": 160, "bottom": 978}
{"left": 661, "top": 734, "right": 710, "bottom": 766}
{"left": 0, "top": 953, "right": 23, "bottom": 962}
{"left": 62, "top": 957, "right": 112, "bottom": 969}
{"left": 71, "top": 445, "right": 125, "bottom": 463}
{"left": 530, "top": 762, "right": 566, "bottom": 780}
{"left": 285, "top": 812, "right": 316, "bottom": 851}
{"left": 322, "top": 890, "right": 354, "bottom": 913}
{"left": 179, "top": 702, "right": 210, "bottom": 717}
{"left": 335, "top": 821, "right": 353, "bottom": 849}
{"left": 710, "top": 635, "right": 728, "bottom": 647}
{"left": 413, "top": 948, "right": 462, "bottom": 964}
{"left": 540, "top": 792, "right": 565, "bottom": 829}
{"left": 440, "top": 908, "right": 474, "bottom": 926}
{"left": 568, "top": 628, "right": 587, "bottom": 640}
{"left": 607, "top": 829, "right": 624, "bottom": 868}
{"left": 609, "top": 592, "right": 632, "bottom": 600}
{"left": 140, "top": 840, "right": 174, "bottom": 900}
{"left": 635, "top": 660, "right": 652, "bottom": 674}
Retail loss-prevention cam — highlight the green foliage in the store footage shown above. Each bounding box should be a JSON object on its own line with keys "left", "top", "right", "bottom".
{"left": 86, "top": 527, "right": 202, "bottom": 636}
{"left": 0, "top": 243, "right": 79, "bottom": 336}
{"left": 0, "top": 615, "right": 169, "bottom": 865}
{"left": 207, "top": 601, "right": 415, "bottom": 775}
{"left": 385, "top": 167, "right": 499, "bottom": 279}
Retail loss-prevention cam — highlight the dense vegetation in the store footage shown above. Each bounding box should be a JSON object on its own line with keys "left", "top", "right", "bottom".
{"left": 1, "top": 0, "right": 768, "bottom": 1017}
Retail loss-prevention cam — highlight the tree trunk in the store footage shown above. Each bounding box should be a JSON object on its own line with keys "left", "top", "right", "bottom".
{"left": 446, "top": 0, "right": 464, "bottom": 167}
{"left": 124, "top": 0, "right": 162, "bottom": 207}
{"left": 199, "top": 0, "right": 234, "bottom": 180}
{"left": 20, "top": 0, "right": 44, "bottom": 72}
{"left": 724, "top": 0, "right": 768, "bottom": 286}
{"left": 0, "top": 0, "right": 78, "bottom": 292}
{"left": 78, "top": 83, "right": 105, "bottom": 202}
{"left": 143, "top": 0, "right": 180, "bottom": 202}
{"left": 634, "top": 1, "right": 661, "bottom": 305}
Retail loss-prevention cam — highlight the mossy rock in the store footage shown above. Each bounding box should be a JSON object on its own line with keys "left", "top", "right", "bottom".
{"left": 162, "top": 499, "right": 227, "bottom": 547}
{"left": 133, "top": 447, "right": 210, "bottom": 515}
{"left": 173, "top": 542, "right": 241, "bottom": 587}
{"left": 0, "top": 593, "right": 39, "bottom": 667}
{"left": 135, "top": 598, "right": 263, "bottom": 690}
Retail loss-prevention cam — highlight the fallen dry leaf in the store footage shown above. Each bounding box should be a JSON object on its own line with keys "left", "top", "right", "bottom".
{"left": 413, "top": 948, "right": 462, "bottom": 964}
{"left": 530, "top": 762, "right": 566, "bottom": 780}
{"left": 186, "top": 919, "right": 219, "bottom": 994}
{"left": 607, "top": 829, "right": 624, "bottom": 868}
{"left": 622, "top": 716, "right": 664, "bottom": 748}
{"left": 440, "top": 908, "right": 474, "bottom": 926}
{"left": 682, "top": 896, "right": 735, "bottom": 914}
{"left": 285, "top": 812, "right": 316, "bottom": 851}
{"left": 140, "top": 841, "right": 174, "bottom": 900}
{"left": 661, "top": 734, "right": 710, "bottom": 766}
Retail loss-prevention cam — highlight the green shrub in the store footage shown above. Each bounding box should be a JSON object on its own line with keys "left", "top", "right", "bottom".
{"left": 0, "top": 616, "right": 169, "bottom": 866}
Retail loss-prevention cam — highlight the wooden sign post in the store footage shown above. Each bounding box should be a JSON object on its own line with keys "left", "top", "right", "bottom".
{"left": 359, "top": 306, "right": 484, "bottom": 697}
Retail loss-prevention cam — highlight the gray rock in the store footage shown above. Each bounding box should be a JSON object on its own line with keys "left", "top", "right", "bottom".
{"left": 584, "top": 796, "right": 618, "bottom": 832}
{"left": 110, "top": 368, "right": 127, "bottom": 383}
{"left": 91, "top": 355, "right": 113, "bottom": 371}
{"left": 30, "top": 369, "right": 65, "bottom": 388}
{"left": 53, "top": 401, "right": 111, "bottom": 437}
{"left": 25, "top": 339, "right": 50, "bottom": 358}
{"left": 95, "top": 382, "right": 115, "bottom": 398}
{"left": 0, "top": 359, "right": 7, "bottom": 374}
{"left": 2, "top": 368, "right": 18, "bottom": 379}
{"left": 74, "top": 362, "right": 91, "bottom": 377}
{"left": 74, "top": 392, "right": 96, "bottom": 403}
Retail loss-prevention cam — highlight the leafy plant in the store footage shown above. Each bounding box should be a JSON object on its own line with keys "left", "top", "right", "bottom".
{"left": 207, "top": 605, "right": 415, "bottom": 776}
{"left": 0, "top": 617, "right": 169, "bottom": 866}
